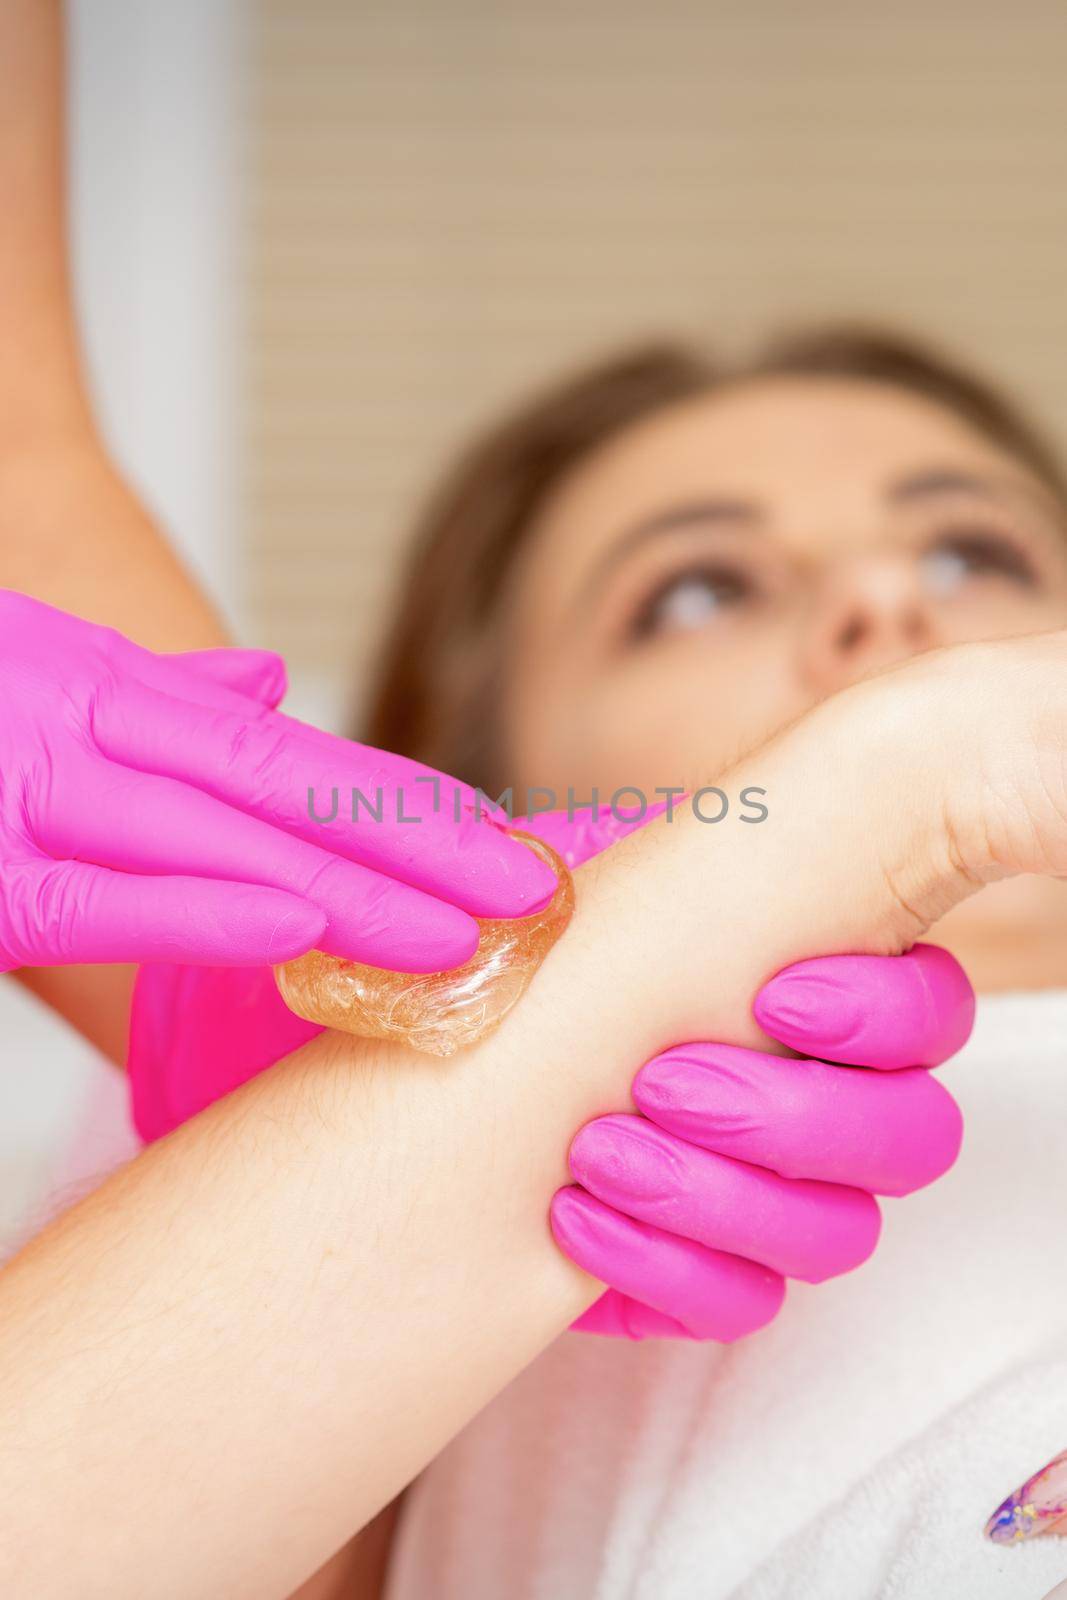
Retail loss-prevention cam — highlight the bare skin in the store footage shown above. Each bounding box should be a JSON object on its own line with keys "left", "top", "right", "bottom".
{"left": 0, "top": 0, "right": 225, "bottom": 646}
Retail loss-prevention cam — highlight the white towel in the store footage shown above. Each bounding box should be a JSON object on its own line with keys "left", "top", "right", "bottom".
{"left": 387, "top": 990, "right": 1067, "bottom": 1600}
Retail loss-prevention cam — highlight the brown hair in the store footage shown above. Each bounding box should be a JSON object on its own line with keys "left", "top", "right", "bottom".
{"left": 361, "top": 324, "right": 1067, "bottom": 792}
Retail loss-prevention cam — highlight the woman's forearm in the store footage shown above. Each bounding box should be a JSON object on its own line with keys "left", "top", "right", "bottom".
{"left": 0, "top": 975, "right": 614, "bottom": 1599}
{"left": 0, "top": 649, "right": 978, "bottom": 1599}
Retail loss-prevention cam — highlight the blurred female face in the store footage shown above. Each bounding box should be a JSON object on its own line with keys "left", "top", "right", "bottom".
{"left": 503, "top": 377, "right": 1067, "bottom": 803}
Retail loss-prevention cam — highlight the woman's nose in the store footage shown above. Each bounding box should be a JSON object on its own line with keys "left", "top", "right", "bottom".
{"left": 801, "top": 555, "right": 936, "bottom": 695}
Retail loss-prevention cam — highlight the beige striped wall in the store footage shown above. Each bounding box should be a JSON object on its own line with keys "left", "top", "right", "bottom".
{"left": 241, "top": 0, "right": 1067, "bottom": 725}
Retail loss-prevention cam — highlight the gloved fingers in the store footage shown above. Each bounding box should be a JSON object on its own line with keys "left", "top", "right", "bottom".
{"left": 549, "top": 1185, "right": 785, "bottom": 1342}
{"left": 632, "top": 1042, "right": 962, "bottom": 1196}
{"left": 0, "top": 856, "right": 325, "bottom": 968}
{"left": 754, "top": 944, "right": 975, "bottom": 1070}
{"left": 89, "top": 676, "right": 557, "bottom": 919}
{"left": 569, "top": 1289, "right": 693, "bottom": 1341}
{"left": 28, "top": 756, "right": 480, "bottom": 972}
{"left": 568, "top": 1113, "right": 881, "bottom": 1282}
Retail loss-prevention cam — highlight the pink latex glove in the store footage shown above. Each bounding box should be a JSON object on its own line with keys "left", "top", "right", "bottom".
{"left": 0, "top": 591, "right": 554, "bottom": 972}
{"left": 129, "top": 807, "right": 973, "bottom": 1345}
{"left": 520, "top": 808, "right": 974, "bottom": 1341}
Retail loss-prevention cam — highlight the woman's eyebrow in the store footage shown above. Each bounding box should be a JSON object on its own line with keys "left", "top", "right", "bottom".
{"left": 886, "top": 466, "right": 1067, "bottom": 527}
{"left": 576, "top": 497, "right": 762, "bottom": 605}
{"left": 887, "top": 467, "right": 1012, "bottom": 505}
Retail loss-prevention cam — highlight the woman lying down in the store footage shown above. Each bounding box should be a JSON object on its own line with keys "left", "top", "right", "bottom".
{"left": 7, "top": 326, "right": 1067, "bottom": 1600}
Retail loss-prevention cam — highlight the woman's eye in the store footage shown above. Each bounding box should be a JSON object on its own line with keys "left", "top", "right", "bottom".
{"left": 628, "top": 566, "right": 753, "bottom": 641}
{"left": 920, "top": 529, "right": 1037, "bottom": 596}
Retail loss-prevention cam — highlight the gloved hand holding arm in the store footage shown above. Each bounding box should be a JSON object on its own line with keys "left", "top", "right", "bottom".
{"left": 129, "top": 799, "right": 972, "bottom": 1340}
{"left": 524, "top": 808, "right": 972, "bottom": 1340}
{"left": 558, "top": 946, "right": 970, "bottom": 1338}
{"left": 131, "top": 940, "right": 971, "bottom": 1345}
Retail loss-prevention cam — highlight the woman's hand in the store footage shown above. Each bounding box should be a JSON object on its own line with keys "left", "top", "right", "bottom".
{"left": 0, "top": 590, "right": 554, "bottom": 974}
{"left": 521, "top": 810, "right": 973, "bottom": 1340}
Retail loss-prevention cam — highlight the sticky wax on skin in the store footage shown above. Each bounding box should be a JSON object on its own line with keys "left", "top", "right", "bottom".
{"left": 274, "top": 831, "right": 575, "bottom": 1057}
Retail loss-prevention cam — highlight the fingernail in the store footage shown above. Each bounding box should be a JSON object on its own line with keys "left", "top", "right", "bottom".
{"left": 569, "top": 1118, "right": 679, "bottom": 1206}
{"left": 986, "top": 1450, "right": 1067, "bottom": 1544}
{"left": 248, "top": 651, "right": 287, "bottom": 705}
{"left": 522, "top": 867, "right": 558, "bottom": 913}
{"left": 514, "top": 846, "right": 560, "bottom": 912}
{"left": 754, "top": 970, "right": 862, "bottom": 1052}
{"left": 550, "top": 1184, "right": 636, "bottom": 1245}
{"left": 266, "top": 904, "right": 327, "bottom": 962}
{"left": 633, "top": 1045, "right": 756, "bottom": 1133}
{"left": 549, "top": 1185, "right": 620, "bottom": 1262}
{"left": 487, "top": 836, "right": 559, "bottom": 916}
